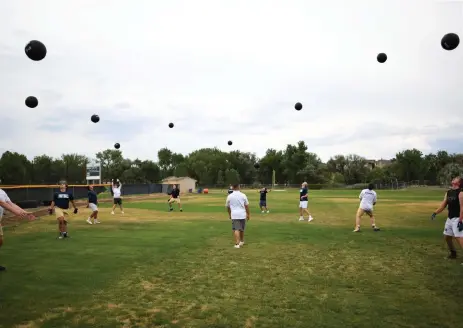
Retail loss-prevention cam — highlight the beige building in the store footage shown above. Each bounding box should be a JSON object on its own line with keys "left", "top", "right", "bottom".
{"left": 161, "top": 176, "right": 197, "bottom": 193}
{"left": 365, "top": 159, "right": 392, "bottom": 170}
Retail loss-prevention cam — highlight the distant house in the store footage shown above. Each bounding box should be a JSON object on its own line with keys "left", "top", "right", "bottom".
{"left": 365, "top": 159, "right": 392, "bottom": 170}
{"left": 161, "top": 176, "right": 197, "bottom": 192}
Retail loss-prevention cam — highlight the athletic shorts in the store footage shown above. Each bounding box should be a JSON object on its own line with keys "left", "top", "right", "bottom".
{"left": 259, "top": 200, "right": 267, "bottom": 207}
{"left": 232, "top": 219, "right": 246, "bottom": 231}
{"left": 299, "top": 201, "right": 308, "bottom": 209}
{"left": 0, "top": 207, "right": 3, "bottom": 237}
{"left": 113, "top": 198, "right": 122, "bottom": 205}
{"left": 169, "top": 197, "right": 180, "bottom": 204}
{"left": 55, "top": 207, "right": 69, "bottom": 219}
{"left": 359, "top": 207, "right": 373, "bottom": 215}
{"left": 89, "top": 203, "right": 98, "bottom": 211}
{"left": 443, "top": 217, "right": 463, "bottom": 238}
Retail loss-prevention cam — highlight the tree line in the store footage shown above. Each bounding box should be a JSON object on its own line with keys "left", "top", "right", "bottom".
{"left": 0, "top": 141, "right": 462, "bottom": 187}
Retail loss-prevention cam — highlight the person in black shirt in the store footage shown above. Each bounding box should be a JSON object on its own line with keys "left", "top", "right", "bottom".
{"left": 168, "top": 185, "right": 183, "bottom": 212}
{"left": 431, "top": 176, "right": 463, "bottom": 260}
{"left": 86, "top": 185, "right": 100, "bottom": 225}
{"left": 298, "top": 182, "right": 314, "bottom": 222}
{"left": 49, "top": 183, "right": 78, "bottom": 239}
{"left": 258, "top": 187, "right": 271, "bottom": 213}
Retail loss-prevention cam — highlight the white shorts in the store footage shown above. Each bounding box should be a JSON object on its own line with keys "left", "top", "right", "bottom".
{"left": 360, "top": 207, "right": 373, "bottom": 214}
{"left": 89, "top": 203, "right": 98, "bottom": 212}
{"left": 443, "top": 217, "right": 463, "bottom": 238}
{"left": 299, "top": 201, "right": 308, "bottom": 209}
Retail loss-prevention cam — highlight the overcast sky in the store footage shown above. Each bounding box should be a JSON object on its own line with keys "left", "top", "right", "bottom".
{"left": 0, "top": 0, "right": 462, "bottom": 162}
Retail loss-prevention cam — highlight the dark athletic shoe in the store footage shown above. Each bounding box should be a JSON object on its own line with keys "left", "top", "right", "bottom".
{"left": 446, "top": 251, "right": 457, "bottom": 259}
{"left": 0, "top": 265, "right": 6, "bottom": 271}
{"left": 373, "top": 227, "right": 380, "bottom": 231}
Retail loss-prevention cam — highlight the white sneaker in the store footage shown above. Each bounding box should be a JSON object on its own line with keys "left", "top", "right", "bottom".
{"left": 58, "top": 236, "right": 64, "bottom": 239}
{"left": 111, "top": 211, "right": 114, "bottom": 215}
{"left": 239, "top": 241, "right": 244, "bottom": 246}
{"left": 234, "top": 244, "right": 240, "bottom": 248}
{"left": 308, "top": 216, "right": 314, "bottom": 222}
{"left": 86, "top": 218, "right": 93, "bottom": 225}
{"left": 266, "top": 210, "right": 270, "bottom": 213}
{"left": 261, "top": 211, "right": 264, "bottom": 213}
{"left": 94, "top": 220, "right": 101, "bottom": 224}
{"left": 121, "top": 211, "right": 124, "bottom": 214}
{"left": 298, "top": 217, "right": 304, "bottom": 221}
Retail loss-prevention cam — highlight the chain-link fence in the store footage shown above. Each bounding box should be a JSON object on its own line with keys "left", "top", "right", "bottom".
{"left": 1, "top": 183, "right": 169, "bottom": 207}
{"left": 198, "top": 181, "right": 446, "bottom": 190}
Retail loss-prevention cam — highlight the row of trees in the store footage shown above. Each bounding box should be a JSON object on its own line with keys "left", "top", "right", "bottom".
{"left": 0, "top": 142, "right": 462, "bottom": 186}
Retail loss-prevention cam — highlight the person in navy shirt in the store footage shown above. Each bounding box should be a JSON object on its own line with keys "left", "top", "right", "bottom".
{"left": 298, "top": 182, "right": 314, "bottom": 222}
{"left": 259, "top": 187, "right": 271, "bottom": 213}
{"left": 86, "top": 185, "right": 100, "bottom": 225}
{"left": 49, "top": 182, "right": 78, "bottom": 239}
{"left": 168, "top": 185, "right": 183, "bottom": 212}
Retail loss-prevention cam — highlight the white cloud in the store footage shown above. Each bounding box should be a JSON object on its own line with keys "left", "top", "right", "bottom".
{"left": 0, "top": 0, "right": 462, "bottom": 163}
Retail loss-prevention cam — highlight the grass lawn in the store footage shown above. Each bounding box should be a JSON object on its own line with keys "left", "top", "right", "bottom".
{"left": 0, "top": 188, "right": 462, "bottom": 328}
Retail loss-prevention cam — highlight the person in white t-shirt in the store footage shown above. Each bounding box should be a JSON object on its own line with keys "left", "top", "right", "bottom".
{"left": 354, "top": 183, "right": 380, "bottom": 232}
{"left": 225, "top": 184, "right": 250, "bottom": 248}
{"left": 111, "top": 179, "right": 124, "bottom": 214}
{"left": 0, "top": 188, "right": 36, "bottom": 271}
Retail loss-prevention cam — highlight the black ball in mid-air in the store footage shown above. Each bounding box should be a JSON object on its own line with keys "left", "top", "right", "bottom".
{"left": 114, "top": 143, "right": 120, "bottom": 149}
{"left": 377, "top": 53, "right": 387, "bottom": 63}
{"left": 25, "top": 40, "right": 47, "bottom": 61}
{"left": 25, "top": 96, "right": 38, "bottom": 108}
{"left": 254, "top": 163, "right": 260, "bottom": 169}
{"left": 91, "top": 114, "right": 100, "bottom": 123}
{"left": 228, "top": 140, "right": 232, "bottom": 146}
{"left": 168, "top": 122, "right": 174, "bottom": 128}
{"left": 441, "top": 33, "right": 460, "bottom": 51}
{"left": 294, "top": 102, "right": 302, "bottom": 111}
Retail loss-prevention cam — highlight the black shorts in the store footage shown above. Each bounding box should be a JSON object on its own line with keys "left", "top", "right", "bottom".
{"left": 113, "top": 198, "right": 122, "bottom": 205}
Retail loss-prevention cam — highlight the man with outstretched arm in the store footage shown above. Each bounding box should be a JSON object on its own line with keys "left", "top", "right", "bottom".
{"left": 0, "top": 188, "right": 36, "bottom": 271}
{"left": 431, "top": 176, "right": 463, "bottom": 263}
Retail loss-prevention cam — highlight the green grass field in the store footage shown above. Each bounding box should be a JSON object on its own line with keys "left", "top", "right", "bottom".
{"left": 0, "top": 188, "right": 462, "bottom": 328}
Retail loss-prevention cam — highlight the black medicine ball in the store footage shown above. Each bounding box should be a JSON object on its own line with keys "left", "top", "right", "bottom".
{"left": 114, "top": 143, "right": 120, "bottom": 149}
{"left": 294, "top": 102, "right": 302, "bottom": 111}
{"left": 91, "top": 114, "right": 100, "bottom": 123}
{"left": 377, "top": 53, "right": 387, "bottom": 63}
{"left": 25, "top": 40, "right": 47, "bottom": 61}
{"left": 168, "top": 122, "right": 174, "bottom": 128}
{"left": 441, "top": 33, "right": 460, "bottom": 51}
{"left": 254, "top": 163, "right": 260, "bottom": 169}
{"left": 25, "top": 96, "right": 38, "bottom": 108}
{"left": 228, "top": 140, "right": 232, "bottom": 146}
